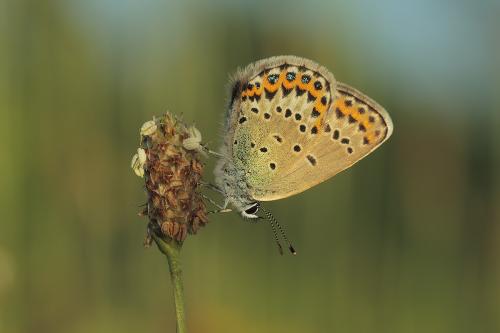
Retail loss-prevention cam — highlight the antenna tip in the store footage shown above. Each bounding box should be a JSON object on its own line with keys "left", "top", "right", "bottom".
{"left": 289, "top": 245, "right": 297, "bottom": 255}
{"left": 277, "top": 243, "right": 284, "bottom": 256}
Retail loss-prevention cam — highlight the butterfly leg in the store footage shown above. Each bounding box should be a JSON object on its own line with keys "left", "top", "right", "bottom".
{"left": 200, "top": 193, "right": 232, "bottom": 214}
{"left": 201, "top": 144, "right": 224, "bottom": 158}
{"left": 200, "top": 193, "right": 224, "bottom": 209}
{"left": 199, "top": 181, "right": 224, "bottom": 194}
{"left": 207, "top": 208, "right": 232, "bottom": 215}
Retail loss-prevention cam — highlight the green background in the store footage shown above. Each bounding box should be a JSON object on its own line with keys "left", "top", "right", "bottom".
{"left": 1, "top": 1, "right": 499, "bottom": 332}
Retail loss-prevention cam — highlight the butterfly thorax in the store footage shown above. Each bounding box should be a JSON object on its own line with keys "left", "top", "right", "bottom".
{"left": 214, "top": 155, "right": 255, "bottom": 212}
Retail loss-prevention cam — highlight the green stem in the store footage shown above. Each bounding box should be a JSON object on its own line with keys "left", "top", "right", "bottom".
{"left": 153, "top": 235, "right": 187, "bottom": 333}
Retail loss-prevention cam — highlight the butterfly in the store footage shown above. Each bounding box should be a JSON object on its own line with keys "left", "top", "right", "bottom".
{"left": 209, "top": 56, "right": 393, "bottom": 254}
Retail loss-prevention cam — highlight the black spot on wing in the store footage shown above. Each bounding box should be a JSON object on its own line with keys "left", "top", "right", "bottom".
{"left": 335, "top": 108, "right": 344, "bottom": 118}
{"left": 295, "top": 86, "right": 306, "bottom": 97}
{"left": 281, "top": 85, "right": 293, "bottom": 97}
{"left": 306, "top": 155, "right": 317, "bottom": 166}
{"left": 286, "top": 72, "right": 296, "bottom": 81}
{"left": 230, "top": 81, "right": 241, "bottom": 105}
{"left": 333, "top": 130, "right": 340, "bottom": 140}
{"left": 265, "top": 88, "right": 277, "bottom": 100}
{"left": 307, "top": 92, "right": 316, "bottom": 102}
{"left": 267, "top": 74, "right": 279, "bottom": 84}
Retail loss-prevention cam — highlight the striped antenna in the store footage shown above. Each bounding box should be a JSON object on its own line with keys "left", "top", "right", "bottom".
{"left": 255, "top": 203, "right": 283, "bottom": 255}
{"left": 261, "top": 206, "right": 296, "bottom": 255}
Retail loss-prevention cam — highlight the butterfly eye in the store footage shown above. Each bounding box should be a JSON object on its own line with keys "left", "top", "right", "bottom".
{"left": 267, "top": 74, "right": 279, "bottom": 84}
{"left": 244, "top": 203, "right": 259, "bottom": 215}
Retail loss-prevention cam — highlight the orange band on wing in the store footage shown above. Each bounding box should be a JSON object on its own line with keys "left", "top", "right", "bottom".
{"left": 333, "top": 96, "right": 383, "bottom": 143}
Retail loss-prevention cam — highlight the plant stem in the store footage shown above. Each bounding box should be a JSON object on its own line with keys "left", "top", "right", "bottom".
{"left": 153, "top": 235, "right": 187, "bottom": 333}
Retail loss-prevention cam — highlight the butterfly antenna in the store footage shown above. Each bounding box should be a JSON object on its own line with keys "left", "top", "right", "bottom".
{"left": 261, "top": 207, "right": 296, "bottom": 255}
{"left": 265, "top": 212, "right": 284, "bottom": 256}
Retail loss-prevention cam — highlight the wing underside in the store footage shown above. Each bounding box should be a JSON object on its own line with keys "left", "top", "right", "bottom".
{"left": 224, "top": 56, "right": 392, "bottom": 202}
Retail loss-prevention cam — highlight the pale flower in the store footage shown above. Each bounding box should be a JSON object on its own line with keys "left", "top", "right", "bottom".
{"left": 182, "top": 125, "right": 205, "bottom": 155}
{"left": 140, "top": 120, "right": 157, "bottom": 137}
{"left": 131, "top": 148, "right": 147, "bottom": 177}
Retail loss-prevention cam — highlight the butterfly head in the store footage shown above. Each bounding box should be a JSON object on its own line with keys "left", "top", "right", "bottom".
{"left": 241, "top": 202, "right": 260, "bottom": 219}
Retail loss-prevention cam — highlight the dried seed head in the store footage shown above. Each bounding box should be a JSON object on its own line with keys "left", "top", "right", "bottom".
{"left": 133, "top": 113, "right": 209, "bottom": 244}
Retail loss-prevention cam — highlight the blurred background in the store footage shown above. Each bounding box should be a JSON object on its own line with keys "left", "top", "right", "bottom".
{"left": 1, "top": 0, "right": 499, "bottom": 332}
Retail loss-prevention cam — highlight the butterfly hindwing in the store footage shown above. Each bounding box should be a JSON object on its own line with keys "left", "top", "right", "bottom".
{"left": 248, "top": 81, "right": 393, "bottom": 200}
